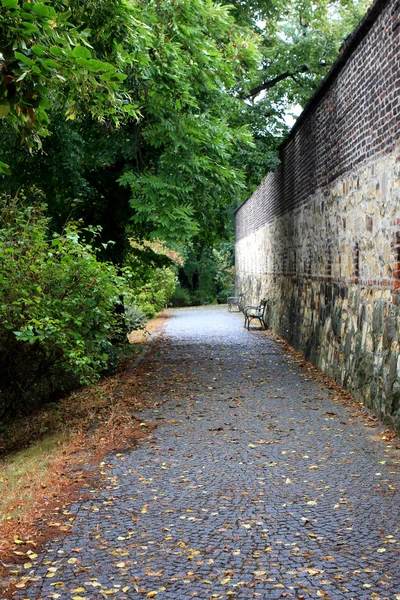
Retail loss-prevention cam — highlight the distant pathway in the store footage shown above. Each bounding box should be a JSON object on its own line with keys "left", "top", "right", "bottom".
{"left": 6, "top": 306, "right": 400, "bottom": 599}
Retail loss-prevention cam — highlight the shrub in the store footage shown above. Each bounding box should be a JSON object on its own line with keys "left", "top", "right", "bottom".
{"left": 126, "top": 240, "right": 179, "bottom": 318}
{"left": 0, "top": 197, "right": 133, "bottom": 419}
{"left": 170, "top": 284, "right": 192, "bottom": 307}
{"left": 177, "top": 243, "right": 235, "bottom": 305}
{"left": 133, "top": 266, "right": 177, "bottom": 318}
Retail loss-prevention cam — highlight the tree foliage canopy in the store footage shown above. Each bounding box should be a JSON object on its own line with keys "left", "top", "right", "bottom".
{"left": 1, "top": 0, "right": 370, "bottom": 246}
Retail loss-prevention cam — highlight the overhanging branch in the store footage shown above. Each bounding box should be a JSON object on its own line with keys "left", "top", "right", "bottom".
{"left": 244, "top": 65, "right": 309, "bottom": 100}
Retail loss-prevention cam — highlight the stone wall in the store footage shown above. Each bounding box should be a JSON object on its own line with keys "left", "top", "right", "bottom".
{"left": 235, "top": 0, "right": 400, "bottom": 432}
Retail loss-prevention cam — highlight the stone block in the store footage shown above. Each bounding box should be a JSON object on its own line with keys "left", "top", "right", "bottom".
{"left": 372, "top": 301, "right": 385, "bottom": 336}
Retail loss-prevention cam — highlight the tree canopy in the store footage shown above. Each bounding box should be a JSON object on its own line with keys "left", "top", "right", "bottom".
{"left": 0, "top": 0, "right": 260, "bottom": 249}
{"left": 0, "top": 0, "right": 369, "bottom": 250}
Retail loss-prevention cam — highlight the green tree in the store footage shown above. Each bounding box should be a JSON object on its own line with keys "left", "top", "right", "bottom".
{"left": 0, "top": 0, "right": 372, "bottom": 278}
{"left": 228, "top": 0, "right": 371, "bottom": 190}
{"left": 1, "top": 0, "right": 261, "bottom": 249}
{"left": 0, "top": 0, "right": 138, "bottom": 164}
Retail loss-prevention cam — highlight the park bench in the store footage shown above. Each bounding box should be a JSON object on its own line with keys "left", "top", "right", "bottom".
{"left": 243, "top": 298, "right": 269, "bottom": 330}
{"left": 227, "top": 293, "right": 244, "bottom": 312}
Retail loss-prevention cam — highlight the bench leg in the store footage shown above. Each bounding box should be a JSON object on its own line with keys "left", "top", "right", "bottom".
{"left": 246, "top": 316, "right": 266, "bottom": 330}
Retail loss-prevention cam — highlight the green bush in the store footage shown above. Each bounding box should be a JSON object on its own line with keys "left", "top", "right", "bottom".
{"left": 131, "top": 266, "right": 177, "bottom": 318}
{"left": 171, "top": 284, "right": 192, "bottom": 307}
{"left": 177, "top": 243, "right": 235, "bottom": 305}
{"left": 0, "top": 197, "right": 133, "bottom": 419}
{"left": 212, "top": 243, "right": 235, "bottom": 301}
{"left": 126, "top": 242, "right": 178, "bottom": 318}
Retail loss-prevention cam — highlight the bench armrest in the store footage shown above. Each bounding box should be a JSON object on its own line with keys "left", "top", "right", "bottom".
{"left": 243, "top": 304, "right": 259, "bottom": 314}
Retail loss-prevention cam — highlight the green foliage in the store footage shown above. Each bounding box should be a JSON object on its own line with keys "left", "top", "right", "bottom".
{"left": 126, "top": 239, "right": 179, "bottom": 318}
{"left": 0, "top": 0, "right": 138, "bottom": 151}
{"left": 115, "top": 0, "right": 261, "bottom": 245}
{"left": 133, "top": 267, "right": 177, "bottom": 319}
{"left": 254, "top": 0, "right": 370, "bottom": 105}
{"left": 177, "top": 242, "right": 235, "bottom": 305}
{"left": 0, "top": 196, "right": 133, "bottom": 419}
{"left": 0, "top": 0, "right": 261, "bottom": 247}
{"left": 229, "top": 0, "right": 371, "bottom": 193}
{"left": 0, "top": 0, "right": 370, "bottom": 248}
{"left": 171, "top": 284, "right": 192, "bottom": 308}
{"left": 213, "top": 243, "right": 236, "bottom": 300}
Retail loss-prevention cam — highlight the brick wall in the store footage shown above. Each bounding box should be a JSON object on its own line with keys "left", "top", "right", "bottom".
{"left": 235, "top": 0, "right": 400, "bottom": 432}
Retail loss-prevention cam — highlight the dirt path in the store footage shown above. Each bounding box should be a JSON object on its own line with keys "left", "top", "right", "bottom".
{"left": 2, "top": 306, "right": 400, "bottom": 599}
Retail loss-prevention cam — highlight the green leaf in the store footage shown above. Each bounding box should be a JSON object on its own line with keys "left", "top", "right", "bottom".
{"left": 85, "top": 59, "right": 112, "bottom": 72}
{"left": 39, "top": 97, "right": 51, "bottom": 109}
{"left": 1, "top": 0, "right": 18, "bottom": 8}
{"left": 20, "top": 22, "right": 39, "bottom": 33}
{"left": 100, "top": 71, "right": 127, "bottom": 82}
{"left": 75, "top": 57, "right": 90, "bottom": 69}
{"left": 14, "top": 52, "right": 35, "bottom": 66}
{"left": 31, "top": 44, "right": 47, "bottom": 57}
{"left": 49, "top": 45, "right": 63, "bottom": 57}
{"left": 94, "top": 61, "right": 115, "bottom": 72}
{"left": 72, "top": 45, "right": 91, "bottom": 59}
{"left": 32, "top": 3, "right": 50, "bottom": 17}
{"left": 0, "top": 104, "right": 10, "bottom": 118}
{"left": 42, "top": 58, "right": 59, "bottom": 69}
{"left": 0, "top": 161, "right": 11, "bottom": 174}
{"left": 20, "top": 12, "right": 34, "bottom": 21}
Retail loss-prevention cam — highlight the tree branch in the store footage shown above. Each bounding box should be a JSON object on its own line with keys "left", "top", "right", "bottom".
{"left": 244, "top": 65, "right": 309, "bottom": 100}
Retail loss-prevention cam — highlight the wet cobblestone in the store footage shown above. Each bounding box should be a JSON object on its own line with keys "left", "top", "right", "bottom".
{"left": 4, "top": 306, "right": 400, "bottom": 599}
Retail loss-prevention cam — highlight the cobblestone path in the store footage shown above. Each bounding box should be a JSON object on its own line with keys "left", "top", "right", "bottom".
{"left": 6, "top": 306, "right": 400, "bottom": 599}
